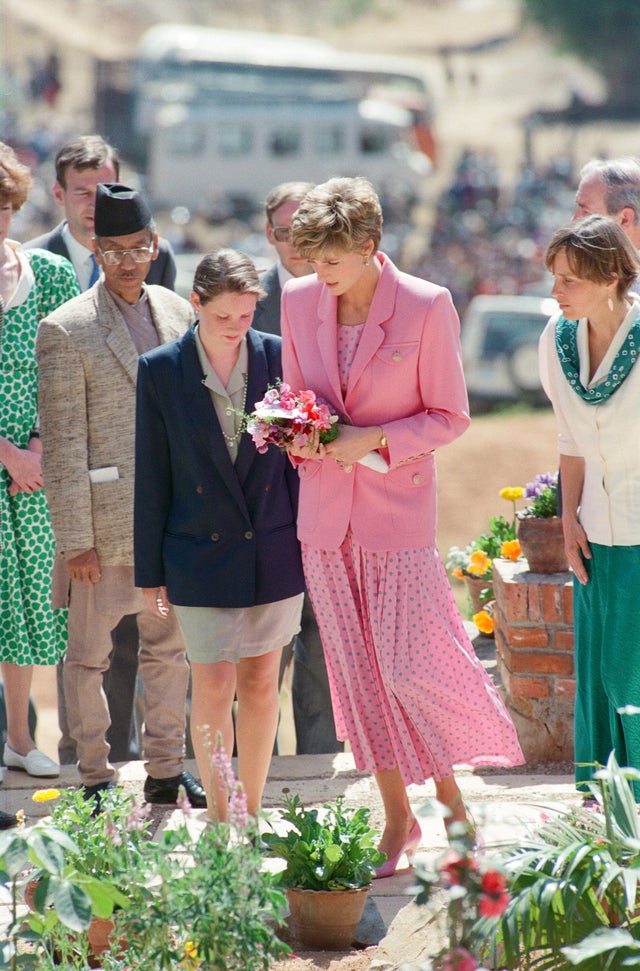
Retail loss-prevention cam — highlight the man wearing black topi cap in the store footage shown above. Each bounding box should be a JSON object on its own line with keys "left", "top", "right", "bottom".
{"left": 36, "top": 184, "right": 206, "bottom": 809}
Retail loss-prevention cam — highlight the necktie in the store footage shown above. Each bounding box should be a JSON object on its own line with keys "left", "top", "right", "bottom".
{"left": 88, "top": 254, "right": 100, "bottom": 288}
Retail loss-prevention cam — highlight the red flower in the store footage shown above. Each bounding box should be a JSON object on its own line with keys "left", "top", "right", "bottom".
{"left": 440, "top": 849, "right": 478, "bottom": 885}
{"left": 441, "top": 946, "right": 479, "bottom": 971}
{"left": 478, "top": 869, "right": 509, "bottom": 916}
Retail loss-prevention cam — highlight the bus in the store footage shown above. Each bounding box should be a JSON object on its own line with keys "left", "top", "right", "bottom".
{"left": 120, "top": 24, "right": 435, "bottom": 215}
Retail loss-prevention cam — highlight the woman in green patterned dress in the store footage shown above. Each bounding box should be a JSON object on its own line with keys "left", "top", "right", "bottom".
{"left": 0, "top": 143, "right": 79, "bottom": 810}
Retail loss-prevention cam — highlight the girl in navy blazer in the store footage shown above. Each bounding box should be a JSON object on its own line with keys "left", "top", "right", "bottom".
{"left": 134, "top": 249, "right": 304, "bottom": 821}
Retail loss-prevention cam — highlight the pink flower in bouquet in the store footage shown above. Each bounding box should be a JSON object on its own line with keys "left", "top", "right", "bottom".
{"left": 245, "top": 381, "right": 339, "bottom": 453}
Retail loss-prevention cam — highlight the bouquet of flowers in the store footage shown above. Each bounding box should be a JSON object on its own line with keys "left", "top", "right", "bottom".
{"left": 245, "top": 382, "right": 388, "bottom": 473}
{"left": 245, "top": 383, "right": 339, "bottom": 453}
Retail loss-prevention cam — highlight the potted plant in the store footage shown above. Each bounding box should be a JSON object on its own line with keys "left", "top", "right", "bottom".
{"left": 516, "top": 470, "right": 568, "bottom": 574}
{"left": 475, "top": 751, "right": 640, "bottom": 970}
{"left": 261, "top": 789, "right": 385, "bottom": 950}
{"left": 446, "top": 498, "right": 521, "bottom": 634}
{"left": 2, "top": 740, "right": 290, "bottom": 971}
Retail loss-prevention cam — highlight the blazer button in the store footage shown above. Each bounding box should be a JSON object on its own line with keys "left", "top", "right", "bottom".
{"left": 244, "top": 530, "right": 254, "bottom": 540}
{"left": 343, "top": 464, "right": 353, "bottom": 473}
{"left": 211, "top": 532, "right": 220, "bottom": 542}
{"left": 412, "top": 473, "right": 423, "bottom": 485}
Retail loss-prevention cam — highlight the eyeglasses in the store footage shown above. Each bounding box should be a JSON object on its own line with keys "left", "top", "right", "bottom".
{"left": 271, "top": 226, "right": 291, "bottom": 243}
{"left": 97, "top": 243, "right": 154, "bottom": 265}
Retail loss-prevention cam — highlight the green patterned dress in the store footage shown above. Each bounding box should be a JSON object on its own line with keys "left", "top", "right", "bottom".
{"left": 0, "top": 246, "right": 79, "bottom": 665}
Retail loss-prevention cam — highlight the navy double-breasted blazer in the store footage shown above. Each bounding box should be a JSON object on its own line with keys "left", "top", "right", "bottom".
{"left": 134, "top": 326, "right": 305, "bottom": 608}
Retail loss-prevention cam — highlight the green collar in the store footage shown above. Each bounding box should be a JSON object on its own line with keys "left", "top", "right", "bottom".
{"left": 555, "top": 314, "right": 640, "bottom": 403}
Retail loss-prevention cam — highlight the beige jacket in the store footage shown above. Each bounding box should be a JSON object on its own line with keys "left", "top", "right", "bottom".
{"left": 36, "top": 283, "right": 194, "bottom": 565}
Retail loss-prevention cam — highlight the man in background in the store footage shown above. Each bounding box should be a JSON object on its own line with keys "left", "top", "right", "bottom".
{"left": 25, "top": 135, "right": 178, "bottom": 764}
{"left": 253, "top": 181, "right": 342, "bottom": 755}
{"left": 574, "top": 157, "right": 640, "bottom": 281}
{"left": 25, "top": 134, "right": 176, "bottom": 289}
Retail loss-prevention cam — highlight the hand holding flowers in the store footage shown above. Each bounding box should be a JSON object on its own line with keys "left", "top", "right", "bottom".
{"left": 244, "top": 381, "right": 389, "bottom": 472}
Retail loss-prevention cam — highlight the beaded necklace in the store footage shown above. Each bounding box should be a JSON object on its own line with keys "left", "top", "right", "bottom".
{"left": 221, "top": 371, "right": 248, "bottom": 446}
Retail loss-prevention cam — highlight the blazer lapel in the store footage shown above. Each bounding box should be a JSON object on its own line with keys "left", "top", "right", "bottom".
{"left": 180, "top": 329, "right": 251, "bottom": 514}
{"left": 345, "top": 255, "right": 397, "bottom": 401}
{"left": 234, "top": 330, "right": 268, "bottom": 485}
{"left": 98, "top": 286, "right": 138, "bottom": 383}
{"left": 315, "top": 285, "right": 345, "bottom": 408}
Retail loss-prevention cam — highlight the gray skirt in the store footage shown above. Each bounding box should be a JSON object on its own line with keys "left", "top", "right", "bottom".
{"left": 173, "top": 593, "right": 303, "bottom": 664}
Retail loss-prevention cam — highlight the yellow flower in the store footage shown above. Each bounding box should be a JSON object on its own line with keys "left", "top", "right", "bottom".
{"left": 184, "top": 941, "right": 198, "bottom": 959}
{"left": 452, "top": 567, "right": 465, "bottom": 580}
{"left": 473, "top": 610, "right": 495, "bottom": 635}
{"left": 467, "top": 550, "right": 492, "bottom": 575}
{"left": 32, "top": 788, "right": 61, "bottom": 803}
{"left": 500, "top": 487, "right": 524, "bottom": 502}
{"left": 500, "top": 539, "right": 522, "bottom": 562}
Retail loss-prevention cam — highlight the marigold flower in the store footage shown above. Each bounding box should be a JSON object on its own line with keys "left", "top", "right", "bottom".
{"left": 500, "top": 539, "right": 521, "bottom": 562}
{"left": 32, "top": 788, "right": 61, "bottom": 803}
{"left": 500, "top": 487, "right": 524, "bottom": 502}
{"left": 473, "top": 610, "right": 495, "bottom": 635}
{"left": 467, "top": 550, "right": 491, "bottom": 575}
{"left": 452, "top": 567, "right": 464, "bottom": 580}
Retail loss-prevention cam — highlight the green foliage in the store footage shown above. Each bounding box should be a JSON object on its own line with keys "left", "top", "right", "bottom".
{"left": 261, "top": 790, "right": 385, "bottom": 890}
{"left": 522, "top": 0, "right": 640, "bottom": 110}
{"left": 519, "top": 481, "right": 559, "bottom": 519}
{"left": 106, "top": 820, "right": 289, "bottom": 971}
{"left": 478, "top": 752, "right": 640, "bottom": 970}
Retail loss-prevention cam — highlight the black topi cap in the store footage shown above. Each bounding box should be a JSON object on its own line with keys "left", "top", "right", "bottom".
{"left": 94, "top": 183, "right": 152, "bottom": 238}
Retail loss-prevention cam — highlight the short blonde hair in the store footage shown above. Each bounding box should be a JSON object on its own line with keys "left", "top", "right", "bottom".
{"left": 290, "top": 177, "right": 383, "bottom": 259}
{"left": 0, "top": 141, "right": 33, "bottom": 212}
{"left": 545, "top": 215, "right": 640, "bottom": 298}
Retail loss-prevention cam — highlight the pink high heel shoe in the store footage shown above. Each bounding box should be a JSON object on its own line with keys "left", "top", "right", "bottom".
{"left": 374, "top": 818, "right": 422, "bottom": 879}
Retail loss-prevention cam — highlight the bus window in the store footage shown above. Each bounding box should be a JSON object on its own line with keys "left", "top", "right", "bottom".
{"left": 218, "top": 124, "right": 253, "bottom": 156}
{"left": 166, "top": 124, "right": 205, "bottom": 156}
{"left": 269, "top": 127, "right": 301, "bottom": 157}
{"left": 360, "top": 124, "right": 391, "bottom": 155}
{"left": 315, "top": 126, "right": 345, "bottom": 155}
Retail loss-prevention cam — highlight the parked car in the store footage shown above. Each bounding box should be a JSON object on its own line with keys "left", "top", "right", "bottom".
{"left": 461, "top": 294, "right": 558, "bottom": 408}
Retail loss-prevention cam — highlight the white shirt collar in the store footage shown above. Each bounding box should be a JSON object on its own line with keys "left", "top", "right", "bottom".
{"left": 61, "top": 223, "right": 96, "bottom": 291}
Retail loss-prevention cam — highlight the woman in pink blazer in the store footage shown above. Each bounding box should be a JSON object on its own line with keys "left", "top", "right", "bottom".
{"left": 281, "top": 177, "right": 523, "bottom": 876}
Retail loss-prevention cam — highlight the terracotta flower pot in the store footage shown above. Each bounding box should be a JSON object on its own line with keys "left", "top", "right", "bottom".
{"left": 465, "top": 575, "right": 492, "bottom": 615}
{"left": 286, "top": 886, "right": 369, "bottom": 950}
{"left": 517, "top": 516, "right": 569, "bottom": 574}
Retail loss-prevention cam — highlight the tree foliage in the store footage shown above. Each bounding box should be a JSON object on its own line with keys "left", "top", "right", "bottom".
{"left": 522, "top": 0, "right": 640, "bottom": 111}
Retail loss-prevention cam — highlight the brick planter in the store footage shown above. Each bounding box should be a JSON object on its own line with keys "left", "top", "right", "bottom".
{"left": 493, "top": 559, "right": 574, "bottom": 763}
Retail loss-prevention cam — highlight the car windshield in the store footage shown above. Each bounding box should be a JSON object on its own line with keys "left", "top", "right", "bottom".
{"left": 480, "top": 312, "right": 547, "bottom": 358}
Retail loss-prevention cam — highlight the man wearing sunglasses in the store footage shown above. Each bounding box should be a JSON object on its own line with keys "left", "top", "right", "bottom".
{"left": 36, "top": 183, "right": 206, "bottom": 811}
{"left": 252, "top": 181, "right": 315, "bottom": 336}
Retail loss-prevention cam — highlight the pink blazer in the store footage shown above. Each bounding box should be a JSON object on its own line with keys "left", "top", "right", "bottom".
{"left": 281, "top": 253, "right": 470, "bottom": 551}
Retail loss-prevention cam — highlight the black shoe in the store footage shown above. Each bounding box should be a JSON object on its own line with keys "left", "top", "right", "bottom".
{"left": 0, "top": 809, "right": 18, "bottom": 829}
{"left": 81, "top": 781, "right": 116, "bottom": 814}
{"left": 144, "top": 770, "right": 207, "bottom": 808}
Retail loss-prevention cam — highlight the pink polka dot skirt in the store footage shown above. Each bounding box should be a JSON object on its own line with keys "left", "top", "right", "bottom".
{"left": 302, "top": 535, "right": 524, "bottom": 785}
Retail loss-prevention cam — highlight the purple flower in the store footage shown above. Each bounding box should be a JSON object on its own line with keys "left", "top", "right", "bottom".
{"left": 524, "top": 470, "right": 558, "bottom": 499}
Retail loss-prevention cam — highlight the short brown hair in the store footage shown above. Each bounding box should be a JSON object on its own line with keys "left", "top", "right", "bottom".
{"left": 192, "top": 249, "right": 266, "bottom": 304}
{"left": 545, "top": 215, "right": 640, "bottom": 298}
{"left": 55, "top": 135, "right": 120, "bottom": 188}
{"left": 290, "top": 176, "right": 383, "bottom": 259}
{"left": 264, "top": 181, "right": 315, "bottom": 224}
{"left": 0, "top": 141, "right": 33, "bottom": 212}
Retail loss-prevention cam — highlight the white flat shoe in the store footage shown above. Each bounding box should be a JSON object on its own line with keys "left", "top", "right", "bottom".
{"left": 4, "top": 744, "right": 60, "bottom": 778}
